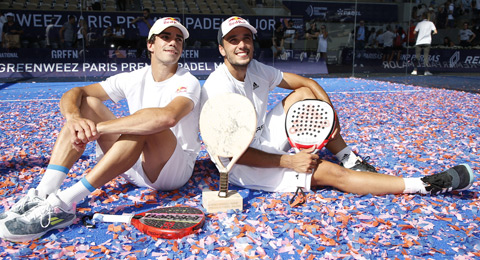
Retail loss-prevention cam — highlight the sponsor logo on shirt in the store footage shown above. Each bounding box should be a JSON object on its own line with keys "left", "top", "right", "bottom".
{"left": 176, "top": 86, "right": 187, "bottom": 93}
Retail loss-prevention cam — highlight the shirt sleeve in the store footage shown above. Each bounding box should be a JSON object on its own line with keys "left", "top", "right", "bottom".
{"left": 99, "top": 72, "right": 129, "bottom": 103}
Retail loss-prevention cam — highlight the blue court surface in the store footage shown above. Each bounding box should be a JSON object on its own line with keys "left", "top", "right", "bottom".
{"left": 0, "top": 78, "right": 479, "bottom": 259}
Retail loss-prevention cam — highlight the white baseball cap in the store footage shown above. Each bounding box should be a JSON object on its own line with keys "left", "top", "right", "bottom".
{"left": 148, "top": 17, "right": 189, "bottom": 40}
{"left": 217, "top": 16, "right": 257, "bottom": 44}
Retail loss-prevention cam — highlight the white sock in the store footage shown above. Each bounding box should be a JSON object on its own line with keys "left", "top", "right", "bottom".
{"left": 57, "top": 177, "right": 96, "bottom": 210}
{"left": 403, "top": 178, "right": 427, "bottom": 194}
{"left": 335, "top": 147, "right": 358, "bottom": 168}
{"left": 36, "top": 165, "right": 69, "bottom": 198}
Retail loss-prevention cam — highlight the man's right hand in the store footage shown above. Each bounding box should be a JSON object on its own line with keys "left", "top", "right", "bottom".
{"left": 65, "top": 117, "right": 99, "bottom": 151}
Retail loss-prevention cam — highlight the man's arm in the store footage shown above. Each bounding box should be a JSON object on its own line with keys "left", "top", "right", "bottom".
{"left": 60, "top": 83, "right": 110, "bottom": 146}
{"left": 96, "top": 96, "right": 194, "bottom": 136}
{"left": 237, "top": 146, "right": 318, "bottom": 173}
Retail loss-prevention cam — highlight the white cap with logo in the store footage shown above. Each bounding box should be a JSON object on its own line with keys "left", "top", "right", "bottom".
{"left": 148, "top": 17, "right": 189, "bottom": 40}
{"left": 217, "top": 16, "right": 257, "bottom": 44}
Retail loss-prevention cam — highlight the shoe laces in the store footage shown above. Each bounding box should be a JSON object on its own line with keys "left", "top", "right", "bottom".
{"left": 24, "top": 202, "right": 55, "bottom": 228}
{"left": 422, "top": 172, "right": 452, "bottom": 194}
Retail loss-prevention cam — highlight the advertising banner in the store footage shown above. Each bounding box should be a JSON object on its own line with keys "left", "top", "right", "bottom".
{"left": 0, "top": 48, "right": 328, "bottom": 79}
{"left": 282, "top": 1, "right": 398, "bottom": 23}
{"left": 341, "top": 47, "right": 480, "bottom": 73}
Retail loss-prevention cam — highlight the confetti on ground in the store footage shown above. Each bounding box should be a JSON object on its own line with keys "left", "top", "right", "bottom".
{"left": 0, "top": 78, "right": 479, "bottom": 259}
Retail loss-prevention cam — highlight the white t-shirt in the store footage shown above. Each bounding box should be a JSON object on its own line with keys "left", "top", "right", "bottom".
{"left": 101, "top": 65, "right": 201, "bottom": 162}
{"left": 317, "top": 34, "right": 328, "bottom": 53}
{"left": 459, "top": 29, "right": 474, "bottom": 41}
{"left": 201, "top": 60, "right": 283, "bottom": 148}
{"left": 415, "top": 19, "right": 436, "bottom": 45}
{"left": 382, "top": 30, "right": 395, "bottom": 47}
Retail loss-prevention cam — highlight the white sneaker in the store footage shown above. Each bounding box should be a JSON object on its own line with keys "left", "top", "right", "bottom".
{"left": 424, "top": 71, "right": 432, "bottom": 76}
{"left": 0, "top": 189, "right": 45, "bottom": 221}
{"left": 411, "top": 70, "right": 417, "bottom": 75}
{"left": 0, "top": 194, "right": 75, "bottom": 242}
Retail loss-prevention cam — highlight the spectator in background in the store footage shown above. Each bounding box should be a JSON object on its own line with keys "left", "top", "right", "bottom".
{"left": 407, "top": 21, "right": 417, "bottom": 46}
{"left": 0, "top": 11, "right": 7, "bottom": 48}
{"left": 475, "top": 0, "right": 480, "bottom": 19}
{"left": 367, "top": 27, "right": 377, "bottom": 47}
{"left": 458, "top": 22, "right": 476, "bottom": 47}
{"left": 375, "top": 28, "right": 384, "bottom": 48}
{"left": 2, "top": 12, "right": 23, "bottom": 49}
{"left": 112, "top": 23, "right": 126, "bottom": 49}
{"left": 301, "top": 21, "right": 319, "bottom": 61}
{"left": 283, "top": 19, "right": 297, "bottom": 50}
{"left": 446, "top": 0, "right": 455, "bottom": 28}
{"left": 316, "top": 24, "right": 328, "bottom": 62}
{"left": 103, "top": 26, "right": 113, "bottom": 47}
{"left": 353, "top": 20, "right": 369, "bottom": 66}
{"left": 132, "top": 8, "right": 154, "bottom": 58}
{"left": 271, "top": 21, "right": 285, "bottom": 59}
{"left": 392, "top": 26, "right": 406, "bottom": 62}
{"left": 411, "top": 12, "right": 437, "bottom": 76}
{"left": 461, "top": 0, "right": 473, "bottom": 19}
{"left": 381, "top": 25, "right": 395, "bottom": 62}
{"left": 443, "top": 36, "right": 455, "bottom": 47}
{"left": 45, "top": 19, "right": 58, "bottom": 48}
{"left": 117, "top": 0, "right": 127, "bottom": 11}
{"left": 76, "top": 19, "right": 88, "bottom": 49}
{"left": 428, "top": 7, "right": 437, "bottom": 24}
{"left": 59, "top": 15, "right": 76, "bottom": 48}
{"left": 436, "top": 4, "right": 447, "bottom": 29}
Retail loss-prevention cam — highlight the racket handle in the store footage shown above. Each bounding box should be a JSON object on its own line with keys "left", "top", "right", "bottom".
{"left": 92, "top": 213, "right": 133, "bottom": 224}
{"left": 219, "top": 172, "right": 229, "bottom": 197}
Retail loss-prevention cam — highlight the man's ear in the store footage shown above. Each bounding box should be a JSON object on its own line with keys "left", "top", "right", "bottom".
{"left": 147, "top": 41, "right": 154, "bottom": 52}
{"left": 218, "top": 44, "right": 226, "bottom": 57}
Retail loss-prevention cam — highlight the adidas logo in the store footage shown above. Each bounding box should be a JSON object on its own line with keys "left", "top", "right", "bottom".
{"left": 253, "top": 82, "right": 259, "bottom": 90}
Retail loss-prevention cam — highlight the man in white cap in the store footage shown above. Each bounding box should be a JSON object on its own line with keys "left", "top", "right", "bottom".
{"left": 201, "top": 16, "right": 474, "bottom": 198}
{"left": 0, "top": 18, "right": 201, "bottom": 242}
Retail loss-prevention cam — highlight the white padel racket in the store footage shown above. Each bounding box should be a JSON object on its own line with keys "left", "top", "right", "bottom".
{"left": 285, "top": 99, "right": 337, "bottom": 154}
{"left": 285, "top": 99, "right": 337, "bottom": 206}
{"left": 199, "top": 93, "right": 257, "bottom": 197}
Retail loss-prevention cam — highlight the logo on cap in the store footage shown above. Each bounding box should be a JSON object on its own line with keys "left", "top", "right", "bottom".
{"left": 227, "top": 16, "right": 246, "bottom": 26}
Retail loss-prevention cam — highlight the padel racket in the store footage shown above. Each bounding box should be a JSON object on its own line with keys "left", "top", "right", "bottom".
{"left": 199, "top": 93, "right": 257, "bottom": 197}
{"left": 285, "top": 99, "right": 337, "bottom": 153}
{"left": 285, "top": 99, "right": 337, "bottom": 206}
{"left": 91, "top": 206, "right": 205, "bottom": 239}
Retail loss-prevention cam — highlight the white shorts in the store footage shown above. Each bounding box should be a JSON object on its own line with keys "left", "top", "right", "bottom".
{"left": 96, "top": 141, "right": 193, "bottom": 191}
{"left": 228, "top": 102, "right": 312, "bottom": 192}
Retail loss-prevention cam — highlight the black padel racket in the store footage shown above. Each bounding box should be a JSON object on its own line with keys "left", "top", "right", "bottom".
{"left": 285, "top": 99, "right": 337, "bottom": 153}
{"left": 91, "top": 206, "right": 205, "bottom": 239}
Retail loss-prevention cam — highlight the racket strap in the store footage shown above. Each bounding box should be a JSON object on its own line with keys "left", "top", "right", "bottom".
{"left": 219, "top": 172, "right": 229, "bottom": 198}
{"left": 289, "top": 187, "right": 307, "bottom": 207}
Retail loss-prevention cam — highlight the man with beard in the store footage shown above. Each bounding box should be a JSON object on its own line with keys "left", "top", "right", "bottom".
{"left": 200, "top": 16, "right": 473, "bottom": 197}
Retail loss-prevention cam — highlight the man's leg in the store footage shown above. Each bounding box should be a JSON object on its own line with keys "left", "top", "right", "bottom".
{"left": 0, "top": 97, "right": 118, "bottom": 222}
{"left": 311, "top": 160, "right": 474, "bottom": 196}
{"left": 423, "top": 45, "right": 432, "bottom": 75}
{"left": 0, "top": 121, "right": 179, "bottom": 242}
{"left": 36, "top": 97, "right": 119, "bottom": 197}
{"left": 412, "top": 45, "right": 421, "bottom": 75}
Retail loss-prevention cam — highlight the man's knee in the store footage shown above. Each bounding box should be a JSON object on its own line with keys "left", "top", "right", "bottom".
{"left": 80, "top": 96, "right": 115, "bottom": 122}
{"left": 286, "top": 85, "right": 316, "bottom": 103}
{"left": 313, "top": 162, "right": 349, "bottom": 187}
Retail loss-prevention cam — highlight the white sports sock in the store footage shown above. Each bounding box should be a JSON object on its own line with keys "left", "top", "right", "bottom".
{"left": 57, "top": 178, "right": 96, "bottom": 210}
{"left": 403, "top": 178, "right": 427, "bottom": 194}
{"left": 335, "top": 147, "right": 358, "bottom": 168}
{"left": 36, "top": 165, "right": 69, "bottom": 198}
